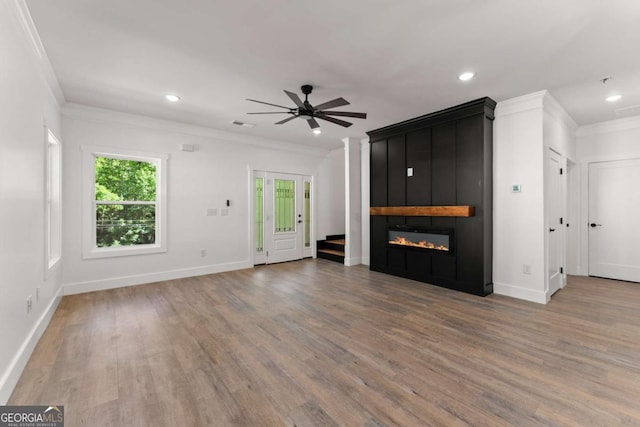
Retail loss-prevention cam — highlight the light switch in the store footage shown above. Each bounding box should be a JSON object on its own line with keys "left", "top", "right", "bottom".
{"left": 221, "top": 208, "right": 229, "bottom": 216}
{"left": 206, "top": 208, "right": 217, "bottom": 216}
{"left": 407, "top": 167, "right": 414, "bottom": 177}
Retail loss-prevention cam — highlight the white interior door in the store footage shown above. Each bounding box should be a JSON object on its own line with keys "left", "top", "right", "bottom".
{"left": 262, "top": 172, "right": 312, "bottom": 264}
{"left": 589, "top": 158, "right": 640, "bottom": 282}
{"left": 547, "top": 149, "right": 563, "bottom": 296}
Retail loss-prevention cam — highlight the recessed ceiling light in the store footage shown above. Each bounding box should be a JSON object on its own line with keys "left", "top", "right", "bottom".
{"left": 312, "top": 128, "right": 322, "bottom": 135}
{"left": 605, "top": 94, "right": 622, "bottom": 102}
{"left": 458, "top": 72, "right": 475, "bottom": 81}
{"left": 165, "top": 94, "right": 181, "bottom": 102}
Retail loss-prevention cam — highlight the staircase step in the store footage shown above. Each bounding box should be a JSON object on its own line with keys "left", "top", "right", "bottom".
{"left": 321, "top": 241, "right": 345, "bottom": 252}
{"left": 317, "top": 248, "right": 345, "bottom": 264}
{"left": 325, "top": 239, "right": 345, "bottom": 246}
{"left": 318, "top": 248, "right": 345, "bottom": 256}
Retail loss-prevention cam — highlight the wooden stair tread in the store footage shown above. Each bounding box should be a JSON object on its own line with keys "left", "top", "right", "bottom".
{"left": 325, "top": 239, "right": 345, "bottom": 245}
{"left": 318, "top": 248, "right": 345, "bottom": 256}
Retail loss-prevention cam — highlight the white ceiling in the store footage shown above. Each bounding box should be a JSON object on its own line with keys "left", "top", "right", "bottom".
{"left": 26, "top": 0, "right": 640, "bottom": 149}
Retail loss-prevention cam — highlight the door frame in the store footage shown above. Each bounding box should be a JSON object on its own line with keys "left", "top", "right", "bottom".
{"left": 249, "top": 168, "right": 315, "bottom": 265}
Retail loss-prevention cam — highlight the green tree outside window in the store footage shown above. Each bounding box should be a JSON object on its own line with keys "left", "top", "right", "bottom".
{"left": 95, "top": 157, "right": 157, "bottom": 247}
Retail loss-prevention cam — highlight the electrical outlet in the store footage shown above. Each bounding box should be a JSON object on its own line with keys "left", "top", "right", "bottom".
{"left": 200, "top": 249, "right": 207, "bottom": 257}
{"left": 26, "top": 295, "right": 33, "bottom": 314}
{"left": 523, "top": 264, "right": 531, "bottom": 275}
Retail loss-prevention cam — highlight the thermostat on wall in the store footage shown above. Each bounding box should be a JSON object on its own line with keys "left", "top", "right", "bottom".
{"left": 511, "top": 184, "right": 522, "bottom": 193}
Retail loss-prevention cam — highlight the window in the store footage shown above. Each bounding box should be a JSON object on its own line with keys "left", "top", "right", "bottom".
{"left": 82, "top": 147, "right": 167, "bottom": 258}
{"left": 304, "top": 180, "right": 311, "bottom": 248}
{"left": 255, "top": 177, "right": 264, "bottom": 253}
{"left": 274, "top": 178, "right": 295, "bottom": 233}
{"left": 45, "top": 130, "right": 61, "bottom": 273}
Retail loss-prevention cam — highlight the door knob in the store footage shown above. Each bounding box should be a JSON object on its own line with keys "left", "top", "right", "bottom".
{"left": 297, "top": 220, "right": 302, "bottom": 224}
{"left": 549, "top": 228, "right": 556, "bottom": 232}
{"left": 590, "top": 223, "right": 602, "bottom": 228}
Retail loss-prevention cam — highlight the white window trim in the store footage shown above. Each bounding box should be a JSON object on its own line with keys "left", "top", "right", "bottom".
{"left": 81, "top": 146, "right": 168, "bottom": 259}
{"left": 45, "top": 128, "right": 62, "bottom": 276}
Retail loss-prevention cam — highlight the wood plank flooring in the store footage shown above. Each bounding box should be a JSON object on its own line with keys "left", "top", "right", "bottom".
{"left": 9, "top": 259, "right": 640, "bottom": 426}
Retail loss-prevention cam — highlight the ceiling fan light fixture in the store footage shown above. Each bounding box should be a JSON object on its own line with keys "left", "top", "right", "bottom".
{"left": 312, "top": 128, "right": 322, "bottom": 135}
{"left": 605, "top": 94, "right": 622, "bottom": 102}
{"left": 165, "top": 94, "right": 181, "bottom": 102}
{"left": 458, "top": 72, "right": 475, "bottom": 81}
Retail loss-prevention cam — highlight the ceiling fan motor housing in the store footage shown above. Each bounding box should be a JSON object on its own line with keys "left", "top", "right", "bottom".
{"left": 246, "top": 84, "right": 366, "bottom": 128}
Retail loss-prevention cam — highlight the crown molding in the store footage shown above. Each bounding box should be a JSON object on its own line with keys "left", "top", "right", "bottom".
{"left": 62, "top": 103, "right": 330, "bottom": 157}
{"left": 10, "top": 0, "right": 65, "bottom": 106}
{"left": 542, "top": 92, "right": 578, "bottom": 131}
{"left": 495, "top": 90, "right": 546, "bottom": 118}
{"left": 576, "top": 115, "right": 640, "bottom": 138}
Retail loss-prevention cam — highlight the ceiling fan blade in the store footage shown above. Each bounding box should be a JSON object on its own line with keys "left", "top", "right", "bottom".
{"left": 308, "top": 118, "right": 320, "bottom": 129}
{"left": 316, "top": 115, "right": 353, "bottom": 128}
{"left": 313, "top": 97, "right": 349, "bottom": 111}
{"left": 284, "top": 90, "right": 305, "bottom": 109}
{"left": 275, "top": 115, "right": 298, "bottom": 125}
{"left": 246, "top": 98, "right": 292, "bottom": 109}
{"left": 321, "top": 111, "right": 367, "bottom": 119}
{"left": 247, "top": 112, "right": 290, "bottom": 114}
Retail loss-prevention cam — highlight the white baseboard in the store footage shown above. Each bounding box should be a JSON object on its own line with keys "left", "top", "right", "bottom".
{"left": 63, "top": 260, "right": 252, "bottom": 295}
{"left": 344, "top": 257, "right": 362, "bottom": 267}
{"left": 493, "top": 281, "right": 549, "bottom": 304}
{"left": 361, "top": 256, "right": 370, "bottom": 266}
{"left": 0, "top": 286, "right": 63, "bottom": 405}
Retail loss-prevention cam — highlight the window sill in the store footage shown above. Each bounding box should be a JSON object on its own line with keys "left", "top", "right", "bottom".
{"left": 82, "top": 244, "right": 166, "bottom": 259}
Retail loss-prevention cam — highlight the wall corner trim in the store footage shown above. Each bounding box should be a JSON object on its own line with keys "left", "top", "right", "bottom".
{"left": 344, "top": 257, "right": 362, "bottom": 266}
{"left": 0, "top": 286, "right": 63, "bottom": 405}
{"left": 493, "top": 281, "right": 550, "bottom": 304}
{"left": 10, "top": 0, "right": 65, "bottom": 106}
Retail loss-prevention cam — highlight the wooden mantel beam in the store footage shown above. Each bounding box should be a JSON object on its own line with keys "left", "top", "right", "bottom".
{"left": 369, "top": 206, "right": 475, "bottom": 217}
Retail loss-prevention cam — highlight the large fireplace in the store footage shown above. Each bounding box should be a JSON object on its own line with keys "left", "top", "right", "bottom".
{"left": 388, "top": 226, "right": 453, "bottom": 254}
{"left": 367, "top": 97, "right": 495, "bottom": 297}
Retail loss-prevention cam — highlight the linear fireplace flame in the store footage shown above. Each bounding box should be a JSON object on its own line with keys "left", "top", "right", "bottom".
{"left": 388, "top": 228, "right": 452, "bottom": 253}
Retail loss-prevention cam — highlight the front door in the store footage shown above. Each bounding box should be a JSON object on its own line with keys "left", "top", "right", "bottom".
{"left": 256, "top": 172, "right": 312, "bottom": 264}
{"left": 589, "top": 158, "right": 640, "bottom": 282}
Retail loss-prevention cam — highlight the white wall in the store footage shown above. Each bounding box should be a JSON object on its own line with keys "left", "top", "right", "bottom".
{"left": 0, "top": 1, "right": 64, "bottom": 403}
{"left": 360, "top": 138, "right": 370, "bottom": 266}
{"left": 493, "top": 93, "right": 547, "bottom": 303}
{"left": 493, "top": 91, "right": 576, "bottom": 304}
{"left": 574, "top": 116, "right": 640, "bottom": 276}
{"left": 316, "top": 146, "right": 345, "bottom": 239}
{"left": 343, "top": 138, "right": 361, "bottom": 266}
{"left": 61, "top": 104, "right": 335, "bottom": 294}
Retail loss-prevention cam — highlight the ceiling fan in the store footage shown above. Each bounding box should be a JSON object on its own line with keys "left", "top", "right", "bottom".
{"left": 246, "top": 85, "right": 367, "bottom": 133}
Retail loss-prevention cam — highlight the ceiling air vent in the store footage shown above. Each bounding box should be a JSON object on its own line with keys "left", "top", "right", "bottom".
{"left": 615, "top": 105, "right": 640, "bottom": 117}
{"left": 231, "top": 120, "right": 255, "bottom": 128}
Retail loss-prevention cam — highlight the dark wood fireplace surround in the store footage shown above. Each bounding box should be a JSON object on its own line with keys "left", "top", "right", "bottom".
{"left": 367, "top": 98, "right": 496, "bottom": 296}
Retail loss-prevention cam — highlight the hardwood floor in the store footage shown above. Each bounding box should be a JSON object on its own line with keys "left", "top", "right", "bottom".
{"left": 10, "top": 259, "right": 640, "bottom": 426}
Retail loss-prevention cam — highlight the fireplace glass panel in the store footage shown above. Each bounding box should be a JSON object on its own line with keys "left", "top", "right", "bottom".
{"left": 388, "top": 229, "right": 450, "bottom": 252}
